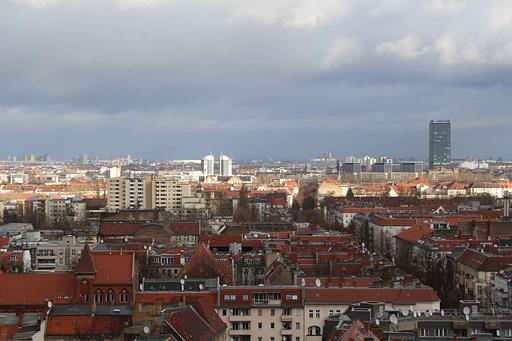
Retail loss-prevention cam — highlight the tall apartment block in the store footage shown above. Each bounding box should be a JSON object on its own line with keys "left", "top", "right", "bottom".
{"left": 429, "top": 120, "right": 451, "bottom": 169}
{"left": 107, "top": 176, "right": 191, "bottom": 211}
{"left": 220, "top": 153, "right": 233, "bottom": 176}
{"left": 202, "top": 154, "right": 215, "bottom": 176}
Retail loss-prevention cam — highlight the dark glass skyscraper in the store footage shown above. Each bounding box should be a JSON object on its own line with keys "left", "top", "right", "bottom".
{"left": 429, "top": 120, "right": 451, "bottom": 169}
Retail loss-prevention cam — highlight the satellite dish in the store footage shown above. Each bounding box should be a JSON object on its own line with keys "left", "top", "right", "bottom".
{"left": 465, "top": 314, "right": 470, "bottom": 321}
{"left": 143, "top": 326, "right": 150, "bottom": 334}
{"left": 139, "top": 283, "right": 143, "bottom": 291}
{"left": 199, "top": 284, "right": 204, "bottom": 291}
{"left": 315, "top": 279, "right": 321, "bottom": 288}
{"left": 401, "top": 309, "right": 409, "bottom": 317}
{"left": 47, "top": 301, "right": 53, "bottom": 308}
{"left": 375, "top": 318, "right": 380, "bottom": 326}
{"left": 390, "top": 314, "right": 398, "bottom": 325}
{"left": 184, "top": 275, "right": 188, "bottom": 280}
{"left": 441, "top": 310, "right": 445, "bottom": 317}
{"left": 301, "top": 278, "right": 306, "bottom": 287}
{"left": 463, "top": 307, "right": 471, "bottom": 315}
{"left": 180, "top": 279, "right": 185, "bottom": 285}
{"left": 413, "top": 311, "right": 417, "bottom": 318}
{"left": 497, "top": 330, "right": 501, "bottom": 337}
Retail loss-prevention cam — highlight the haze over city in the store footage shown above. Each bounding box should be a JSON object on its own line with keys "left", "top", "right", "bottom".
{"left": 2, "top": 0, "right": 512, "bottom": 160}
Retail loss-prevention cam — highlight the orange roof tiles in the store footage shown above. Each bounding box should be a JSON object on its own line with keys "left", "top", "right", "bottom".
{"left": 0, "top": 273, "right": 76, "bottom": 305}
{"left": 92, "top": 253, "right": 133, "bottom": 285}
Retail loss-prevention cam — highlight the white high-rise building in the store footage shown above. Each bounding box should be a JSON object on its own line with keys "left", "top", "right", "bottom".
{"left": 219, "top": 153, "right": 233, "bottom": 176}
{"left": 202, "top": 154, "right": 215, "bottom": 176}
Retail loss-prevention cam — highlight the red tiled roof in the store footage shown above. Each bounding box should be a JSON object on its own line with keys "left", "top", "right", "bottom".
{"left": 169, "top": 222, "right": 200, "bottom": 236}
{"left": 92, "top": 253, "right": 133, "bottom": 285}
{"left": 99, "top": 223, "right": 141, "bottom": 236}
{"left": 458, "top": 249, "right": 512, "bottom": 272}
{"left": 168, "top": 306, "right": 217, "bottom": 341}
{"left": 135, "top": 292, "right": 217, "bottom": 307}
{"left": 75, "top": 244, "right": 96, "bottom": 275}
{"left": 329, "top": 320, "right": 380, "bottom": 341}
{"left": 191, "top": 297, "right": 226, "bottom": 335}
{"left": 179, "top": 244, "right": 233, "bottom": 284}
{"left": 395, "top": 223, "right": 432, "bottom": 244}
{"left": 304, "top": 288, "right": 440, "bottom": 304}
{"left": 0, "top": 273, "right": 76, "bottom": 305}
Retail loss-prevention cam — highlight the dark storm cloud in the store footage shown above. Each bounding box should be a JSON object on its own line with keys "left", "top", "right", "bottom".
{"left": 1, "top": 0, "right": 512, "bottom": 160}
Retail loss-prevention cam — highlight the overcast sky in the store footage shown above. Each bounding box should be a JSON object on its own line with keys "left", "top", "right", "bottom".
{"left": 1, "top": 0, "right": 512, "bottom": 160}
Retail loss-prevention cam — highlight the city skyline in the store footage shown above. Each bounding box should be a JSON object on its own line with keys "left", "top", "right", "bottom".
{"left": 1, "top": 1, "right": 512, "bottom": 160}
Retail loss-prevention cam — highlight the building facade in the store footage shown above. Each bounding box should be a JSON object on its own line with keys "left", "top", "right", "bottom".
{"left": 429, "top": 120, "right": 451, "bottom": 169}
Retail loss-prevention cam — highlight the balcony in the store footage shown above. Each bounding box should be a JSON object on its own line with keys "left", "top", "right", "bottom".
{"left": 281, "top": 329, "right": 293, "bottom": 336}
{"left": 229, "top": 315, "right": 251, "bottom": 322}
{"left": 228, "top": 329, "right": 251, "bottom": 336}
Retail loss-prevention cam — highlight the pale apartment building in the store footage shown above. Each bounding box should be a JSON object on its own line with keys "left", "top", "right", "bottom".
{"left": 107, "top": 176, "right": 191, "bottom": 212}
{"left": 107, "top": 175, "right": 153, "bottom": 211}
{"left": 152, "top": 177, "right": 191, "bottom": 210}
{"left": 217, "top": 286, "right": 441, "bottom": 341}
{"left": 217, "top": 286, "right": 304, "bottom": 341}
{"left": 45, "top": 198, "right": 86, "bottom": 228}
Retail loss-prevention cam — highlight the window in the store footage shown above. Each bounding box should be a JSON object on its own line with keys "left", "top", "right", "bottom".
{"left": 258, "top": 309, "right": 262, "bottom": 316}
{"left": 106, "top": 290, "right": 115, "bottom": 303}
{"left": 308, "top": 310, "right": 314, "bottom": 318}
{"left": 315, "top": 310, "right": 320, "bottom": 318}
{"left": 224, "top": 294, "right": 236, "bottom": 301}
{"left": 283, "top": 308, "right": 291, "bottom": 315}
{"left": 329, "top": 310, "right": 334, "bottom": 316}
{"left": 222, "top": 309, "right": 227, "bottom": 316}
{"left": 271, "top": 309, "right": 275, "bottom": 316}
{"left": 242, "top": 294, "right": 249, "bottom": 301}
{"left": 258, "top": 338, "right": 262, "bottom": 341}
{"left": 161, "top": 257, "right": 173, "bottom": 266}
{"left": 308, "top": 326, "right": 321, "bottom": 336}
{"left": 258, "top": 322, "right": 262, "bottom": 329}
{"left": 232, "top": 308, "right": 250, "bottom": 316}
{"left": 120, "top": 290, "right": 129, "bottom": 303}
{"left": 94, "top": 291, "right": 103, "bottom": 303}
{"left": 296, "top": 338, "right": 300, "bottom": 341}
{"left": 296, "top": 322, "right": 300, "bottom": 330}
{"left": 286, "top": 294, "right": 298, "bottom": 301}
{"left": 271, "top": 323, "right": 275, "bottom": 329}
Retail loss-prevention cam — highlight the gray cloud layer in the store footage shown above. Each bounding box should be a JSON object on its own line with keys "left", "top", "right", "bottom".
{"left": 1, "top": 0, "right": 512, "bottom": 160}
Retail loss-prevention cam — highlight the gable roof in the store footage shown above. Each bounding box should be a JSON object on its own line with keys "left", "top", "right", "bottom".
{"left": 179, "top": 244, "right": 232, "bottom": 284}
{"left": 167, "top": 306, "right": 217, "bottom": 341}
{"left": 395, "top": 223, "right": 432, "bottom": 244}
{"left": 75, "top": 244, "right": 96, "bottom": 275}
{"left": 458, "top": 248, "right": 512, "bottom": 272}
{"left": 0, "top": 273, "right": 76, "bottom": 306}
{"left": 93, "top": 252, "right": 134, "bottom": 285}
